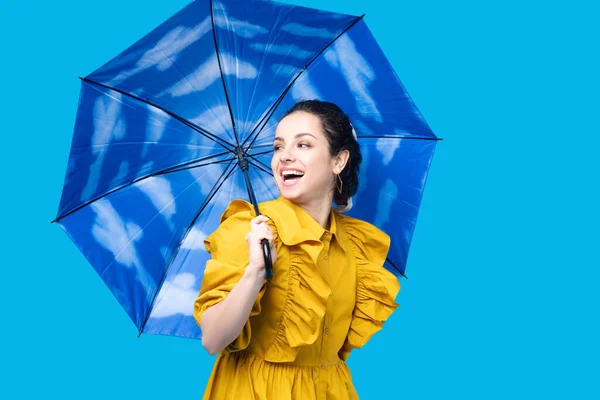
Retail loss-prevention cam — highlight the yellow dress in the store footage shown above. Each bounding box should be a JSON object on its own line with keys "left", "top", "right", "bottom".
{"left": 194, "top": 197, "right": 400, "bottom": 399}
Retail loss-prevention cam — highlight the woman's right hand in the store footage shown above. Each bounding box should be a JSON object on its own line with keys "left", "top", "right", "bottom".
{"left": 245, "top": 215, "right": 277, "bottom": 278}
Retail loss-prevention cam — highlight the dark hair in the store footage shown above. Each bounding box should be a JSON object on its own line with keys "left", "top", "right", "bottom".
{"left": 282, "top": 100, "right": 362, "bottom": 207}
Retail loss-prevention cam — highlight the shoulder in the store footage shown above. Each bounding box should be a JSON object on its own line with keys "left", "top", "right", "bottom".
{"left": 337, "top": 213, "right": 390, "bottom": 241}
{"left": 204, "top": 200, "right": 254, "bottom": 255}
{"left": 220, "top": 199, "right": 255, "bottom": 223}
{"left": 337, "top": 214, "right": 390, "bottom": 266}
{"left": 205, "top": 199, "right": 281, "bottom": 255}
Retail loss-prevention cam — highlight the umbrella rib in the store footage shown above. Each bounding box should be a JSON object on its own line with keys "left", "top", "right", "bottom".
{"left": 246, "top": 149, "right": 274, "bottom": 159}
{"left": 386, "top": 257, "right": 408, "bottom": 279}
{"left": 52, "top": 151, "right": 233, "bottom": 223}
{"left": 210, "top": 0, "right": 240, "bottom": 147}
{"left": 154, "top": 157, "right": 236, "bottom": 176}
{"left": 81, "top": 77, "right": 236, "bottom": 152}
{"left": 247, "top": 159, "right": 274, "bottom": 177}
{"left": 357, "top": 135, "right": 443, "bottom": 141}
{"left": 241, "top": 14, "right": 366, "bottom": 150}
{"left": 138, "top": 160, "right": 239, "bottom": 336}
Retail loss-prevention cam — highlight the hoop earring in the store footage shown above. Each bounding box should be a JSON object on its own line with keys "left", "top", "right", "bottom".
{"left": 335, "top": 174, "right": 343, "bottom": 194}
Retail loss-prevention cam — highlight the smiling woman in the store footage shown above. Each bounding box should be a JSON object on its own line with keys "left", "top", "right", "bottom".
{"left": 194, "top": 100, "right": 400, "bottom": 399}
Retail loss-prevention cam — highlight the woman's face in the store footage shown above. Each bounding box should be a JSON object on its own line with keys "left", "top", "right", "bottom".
{"left": 271, "top": 111, "right": 343, "bottom": 207}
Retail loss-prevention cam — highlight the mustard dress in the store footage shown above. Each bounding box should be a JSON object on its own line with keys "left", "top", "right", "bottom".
{"left": 194, "top": 197, "right": 400, "bottom": 399}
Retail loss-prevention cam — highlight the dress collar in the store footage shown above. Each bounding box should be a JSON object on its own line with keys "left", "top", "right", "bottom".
{"left": 263, "top": 196, "right": 346, "bottom": 251}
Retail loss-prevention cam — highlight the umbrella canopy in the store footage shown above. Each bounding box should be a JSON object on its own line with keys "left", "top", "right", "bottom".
{"left": 54, "top": 0, "right": 438, "bottom": 339}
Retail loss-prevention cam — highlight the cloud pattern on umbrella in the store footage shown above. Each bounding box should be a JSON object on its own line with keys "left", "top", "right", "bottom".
{"left": 55, "top": 0, "right": 437, "bottom": 338}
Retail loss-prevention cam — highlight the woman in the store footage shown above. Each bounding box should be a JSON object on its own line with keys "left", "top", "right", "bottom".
{"left": 194, "top": 100, "right": 401, "bottom": 399}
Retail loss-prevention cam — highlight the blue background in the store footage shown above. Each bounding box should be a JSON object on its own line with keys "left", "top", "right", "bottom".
{"left": 1, "top": 0, "right": 597, "bottom": 398}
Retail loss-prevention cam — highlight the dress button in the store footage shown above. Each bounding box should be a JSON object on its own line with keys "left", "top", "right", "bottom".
{"left": 321, "top": 364, "right": 326, "bottom": 369}
{"left": 325, "top": 328, "right": 330, "bottom": 334}
{"left": 328, "top": 292, "right": 332, "bottom": 297}
{"left": 324, "top": 255, "right": 328, "bottom": 260}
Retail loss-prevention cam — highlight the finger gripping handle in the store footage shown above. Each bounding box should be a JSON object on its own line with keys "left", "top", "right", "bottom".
{"left": 261, "top": 239, "right": 273, "bottom": 280}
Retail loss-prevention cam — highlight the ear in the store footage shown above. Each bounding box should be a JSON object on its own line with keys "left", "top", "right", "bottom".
{"left": 332, "top": 149, "right": 350, "bottom": 175}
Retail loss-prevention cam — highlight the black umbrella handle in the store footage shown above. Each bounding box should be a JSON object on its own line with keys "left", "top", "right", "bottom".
{"left": 237, "top": 148, "right": 274, "bottom": 280}
{"left": 261, "top": 239, "right": 273, "bottom": 280}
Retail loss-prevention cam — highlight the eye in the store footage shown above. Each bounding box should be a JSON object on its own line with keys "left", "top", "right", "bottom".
{"left": 273, "top": 144, "right": 282, "bottom": 151}
{"left": 298, "top": 142, "right": 310, "bottom": 148}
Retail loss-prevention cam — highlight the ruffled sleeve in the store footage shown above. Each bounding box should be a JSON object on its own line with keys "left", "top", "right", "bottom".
{"left": 193, "top": 200, "right": 267, "bottom": 353}
{"left": 338, "top": 217, "right": 401, "bottom": 361}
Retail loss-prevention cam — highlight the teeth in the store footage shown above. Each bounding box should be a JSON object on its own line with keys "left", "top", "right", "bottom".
{"left": 282, "top": 170, "right": 304, "bottom": 176}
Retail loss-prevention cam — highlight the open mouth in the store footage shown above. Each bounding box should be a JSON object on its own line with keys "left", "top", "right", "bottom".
{"left": 281, "top": 169, "right": 304, "bottom": 185}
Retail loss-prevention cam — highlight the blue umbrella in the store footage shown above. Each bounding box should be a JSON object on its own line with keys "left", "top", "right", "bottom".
{"left": 54, "top": 0, "right": 439, "bottom": 339}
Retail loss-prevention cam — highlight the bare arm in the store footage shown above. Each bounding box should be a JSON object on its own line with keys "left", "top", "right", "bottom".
{"left": 200, "top": 215, "right": 276, "bottom": 355}
{"left": 200, "top": 266, "right": 264, "bottom": 355}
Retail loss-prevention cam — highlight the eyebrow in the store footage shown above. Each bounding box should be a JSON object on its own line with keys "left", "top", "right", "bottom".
{"left": 273, "top": 132, "right": 317, "bottom": 141}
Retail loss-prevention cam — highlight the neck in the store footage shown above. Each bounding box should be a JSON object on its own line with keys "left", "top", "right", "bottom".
{"left": 297, "top": 197, "right": 332, "bottom": 230}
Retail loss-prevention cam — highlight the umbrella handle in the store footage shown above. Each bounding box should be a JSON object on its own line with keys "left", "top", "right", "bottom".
{"left": 261, "top": 239, "right": 274, "bottom": 280}
{"left": 238, "top": 157, "right": 273, "bottom": 280}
